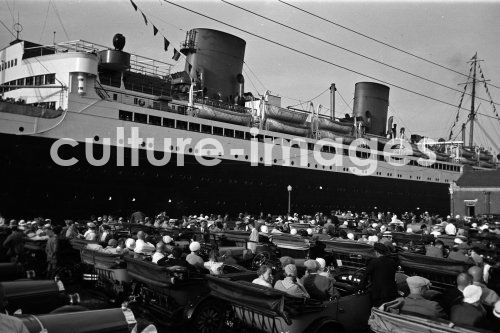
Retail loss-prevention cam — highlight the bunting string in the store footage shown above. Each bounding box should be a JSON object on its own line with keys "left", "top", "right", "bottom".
{"left": 478, "top": 62, "right": 500, "bottom": 121}
{"left": 448, "top": 63, "right": 474, "bottom": 140}
{"left": 129, "top": 0, "right": 183, "bottom": 61}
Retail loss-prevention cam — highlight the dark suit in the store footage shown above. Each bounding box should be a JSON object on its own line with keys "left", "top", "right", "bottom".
{"left": 300, "top": 273, "right": 339, "bottom": 301}
{"left": 450, "top": 302, "right": 487, "bottom": 329}
{"left": 402, "top": 294, "right": 446, "bottom": 319}
{"left": 366, "top": 255, "right": 398, "bottom": 307}
{"left": 439, "top": 287, "right": 463, "bottom": 315}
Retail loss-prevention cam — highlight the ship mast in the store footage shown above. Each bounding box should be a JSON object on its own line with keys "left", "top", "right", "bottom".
{"left": 468, "top": 53, "right": 477, "bottom": 148}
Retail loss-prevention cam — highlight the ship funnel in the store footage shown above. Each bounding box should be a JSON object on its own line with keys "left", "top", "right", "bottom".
{"left": 353, "top": 82, "right": 389, "bottom": 136}
{"left": 181, "top": 28, "right": 246, "bottom": 103}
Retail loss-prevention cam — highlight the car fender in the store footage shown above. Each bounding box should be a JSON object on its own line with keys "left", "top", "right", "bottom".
{"left": 184, "top": 294, "right": 216, "bottom": 320}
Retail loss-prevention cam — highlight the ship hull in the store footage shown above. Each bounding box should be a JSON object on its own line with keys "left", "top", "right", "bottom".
{"left": 0, "top": 133, "right": 450, "bottom": 219}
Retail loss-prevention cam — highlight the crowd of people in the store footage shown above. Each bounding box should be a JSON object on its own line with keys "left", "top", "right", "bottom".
{"left": 1, "top": 209, "right": 500, "bottom": 331}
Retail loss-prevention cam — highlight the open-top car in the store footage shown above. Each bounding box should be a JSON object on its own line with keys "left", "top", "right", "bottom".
{"left": 369, "top": 299, "right": 495, "bottom": 333}
{"left": 187, "top": 266, "right": 372, "bottom": 333}
{"left": 124, "top": 254, "right": 257, "bottom": 327}
{"left": 322, "top": 239, "right": 376, "bottom": 269}
{"left": 397, "top": 251, "right": 472, "bottom": 292}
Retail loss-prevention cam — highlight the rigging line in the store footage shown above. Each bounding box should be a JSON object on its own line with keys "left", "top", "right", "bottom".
{"left": 164, "top": 1, "right": 484, "bottom": 112}
{"left": 4, "top": 0, "right": 15, "bottom": 25}
{"left": 337, "top": 90, "right": 353, "bottom": 112}
{"left": 0, "top": 18, "right": 15, "bottom": 37}
{"left": 243, "top": 61, "right": 267, "bottom": 92}
{"left": 288, "top": 87, "right": 329, "bottom": 108}
{"left": 278, "top": 0, "right": 500, "bottom": 91}
{"left": 39, "top": 1, "right": 51, "bottom": 43}
{"left": 243, "top": 68, "right": 261, "bottom": 96}
{"left": 50, "top": 0, "right": 70, "bottom": 41}
{"left": 221, "top": 0, "right": 492, "bottom": 105}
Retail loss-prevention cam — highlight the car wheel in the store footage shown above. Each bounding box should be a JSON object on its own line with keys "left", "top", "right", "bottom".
{"left": 252, "top": 251, "right": 270, "bottom": 269}
{"left": 192, "top": 299, "right": 226, "bottom": 333}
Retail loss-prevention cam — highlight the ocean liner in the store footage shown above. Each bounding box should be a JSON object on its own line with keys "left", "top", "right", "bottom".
{"left": 0, "top": 28, "right": 496, "bottom": 218}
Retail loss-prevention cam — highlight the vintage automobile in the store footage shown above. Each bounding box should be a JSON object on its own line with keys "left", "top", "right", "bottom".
{"left": 0, "top": 279, "right": 79, "bottom": 315}
{"left": 322, "top": 239, "right": 376, "bottom": 268}
{"left": 269, "top": 233, "right": 322, "bottom": 265}
{"left": 397, "top": 251, "right": 472, "bottom": 292}
{"left": 124, "top": 254, "right": 257, "bottom": 327}
{"left": 79, "top": 247, "right": 131, "bottom": 303}
{"left": 391, "top": 232, "right": 435, "bottom": 254}
{"left": 213, "top": 230, "right": 280, "bottom": 269}
{"left": 18, "top": 307, "right": 138, "bottom": 333}
{"left": 369, "top": 299, "right": 495, "bottom": 333}
{"left": 187, "top": 266, "right": 372, "bottom": 333}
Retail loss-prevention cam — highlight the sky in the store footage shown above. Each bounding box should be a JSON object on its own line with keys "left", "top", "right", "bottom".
{"left": 1, "top": 0, "right": 500, "bottom": 155}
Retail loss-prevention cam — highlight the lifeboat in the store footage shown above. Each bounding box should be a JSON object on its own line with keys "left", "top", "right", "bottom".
{"left": 265, "top": 105, "right": 309, "bottom": 124}
{"left": 478, "top": 160, "right": 495, "bottom": 168}
{"left": 460, "top": 148, "right": 474, "bottom": 158}
{"left": 316, "top": 117, "right": 352, "bottom": 134}
{"left": 194, "top": 104, "right": 252, "bottom": 126}
{"left": 265, "top": 118, "right": 310, "bottom": 136}
{"left": 479, "top": 151, "right": 493, "bottom": 161}
{"left": 318, "top": 130, "right": 354, "bottom": 145}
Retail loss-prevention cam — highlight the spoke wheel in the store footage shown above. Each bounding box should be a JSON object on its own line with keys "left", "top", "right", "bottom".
{"left": 251, "top": 251, "right": 270, "bottom": 269}
{"left": 193, "top": 299, "right": 225, "bottom": 333}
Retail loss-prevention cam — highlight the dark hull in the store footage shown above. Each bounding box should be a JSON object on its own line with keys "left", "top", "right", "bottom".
{"left": 0, "top": 133, "right": 450, "bottom": 219}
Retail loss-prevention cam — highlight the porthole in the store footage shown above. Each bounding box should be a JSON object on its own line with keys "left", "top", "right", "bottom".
{"left": 94, "top": 135, "right": 99, "bottom": 142}
{"left": 18, "top": 127, "right": 24, "bottom": 132}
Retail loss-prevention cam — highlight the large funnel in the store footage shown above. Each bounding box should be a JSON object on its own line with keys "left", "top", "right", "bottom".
{"left": 353, "top": 82, "right": 390, "bottom": 136}
{"left": 181, "top": 28, "right": 246, "bottom": 103}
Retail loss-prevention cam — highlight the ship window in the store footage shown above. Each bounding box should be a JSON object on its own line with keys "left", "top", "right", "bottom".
{"left": 113, "top": 94, "right": 118, "bottom": 101}
{"left": 119, "top": 110, "right": 132, "bottom": 121}
{"left": 133, "top": 113, "right": 147, "bottom": 123}
{"left": 201, "top": 125, "right": 212, "bottom": 134}
{"left": 26, "top": 76, "right": 34, "bottom": 85}
{"left": 149, "top": 115, "right": 161, "bottom": 126}
{"left": 162, "top": 118, "right": 175, "bottom": 128}
{"left": 213, "top": 127, "right": 223, "bottom": 136}
{"left": 256, "top": 134, "right": 264, "bottom": 143}
{"left": 16, "top": 78, "right": 24, "bottom": 85}
{"left": 308, "top": 143, "right": 314, "bottom": 151}
{"left": 245, "top": 132, "right": 252, "bottom": 140}
{"left": 189, "top": 122, "right": 200, "bottom": 132}
{"left": 45, "top": 74, "right": 55, "bottom": 84}
{"left": 14, "top": 59, "right": 17, "bottom": 66}
{"left": 235, "top": 130, "right": 244, "bottom": 139}
{"left": 224, "top": 129, "right": 234, "bottom": 137}
{"left": 176, "top": 120, "right": 187, "bottom": 130}
{"left": 10, "top": 60, "right": 13, "bottom": 67}
{"left": 35, "top": 75, "right": 44, "bottom": 85}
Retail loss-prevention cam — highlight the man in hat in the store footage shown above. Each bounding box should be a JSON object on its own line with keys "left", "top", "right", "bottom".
{"left": 2, "top": 221, "right": 24, "bottom": 262}
{"left": 44, "top": 225, "right": 59, "bottom": 278}
{"left": 84, "top": 222, "right": 97, "bottom": 241}
{"left": 450, "top": 285, "right": 487, "bottom": 328}
{"left": 274, "top": 264, "right": 309, "bottom": 298}
{"left": 366, "top": 243, "right": 398, "bottom": 307}
{"left": 301, "top": 260, "right": 338, "bottom": 301}
{"left": 447, "top": 243, "right": 472, "bottom": 263}
{"left": 247, "top": 221, "right": 258, "bottom": 254}
{"left": 468, "top": 266, "right": 500, "bottom": 306}
{"left": 401, "top": 276, "right": 446, "bottom": 319}
{"left": 98, "top": 224, "right": 113, "bottom": 244}
{"left": 186, "top": 241, "right": 204, "bottom": 269}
